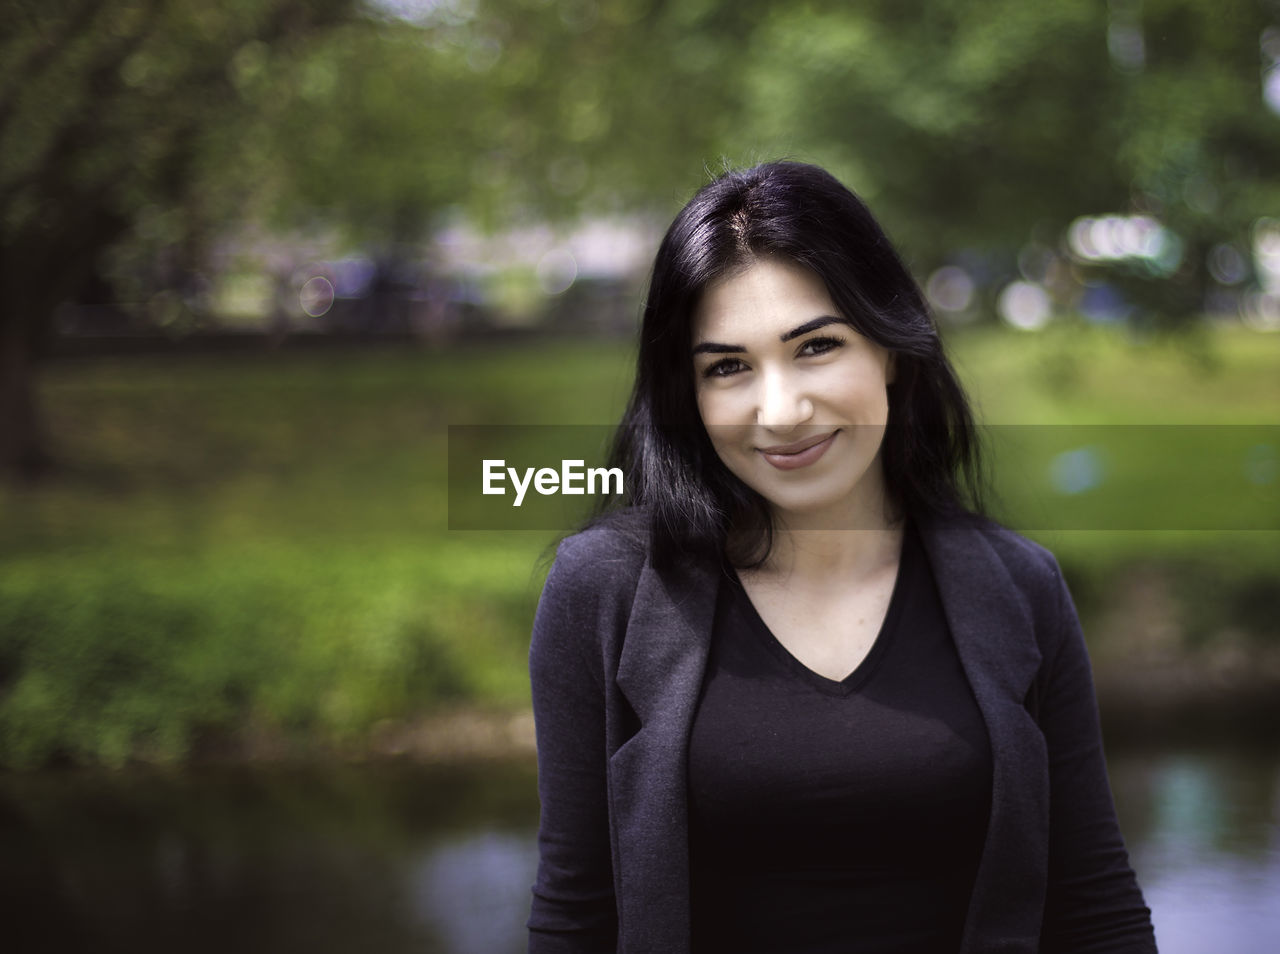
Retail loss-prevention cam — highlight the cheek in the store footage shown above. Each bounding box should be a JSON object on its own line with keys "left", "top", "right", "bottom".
{"left": 824, "top": 371, "right": 890, "bottom": 421}
{"left": 695, "top": 391, "right": 721, "bottom": 446}
{"left": 695, "top": 385, "right": 742, "bottom": 428}
{"left": 696, "top": 391, "right": 751, "bottom": 462}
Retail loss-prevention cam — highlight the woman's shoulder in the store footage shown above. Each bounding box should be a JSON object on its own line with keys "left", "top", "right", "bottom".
{"left": 972, "top": 514, "right": 1060, "bottom": 575}
{"left": 921, "top": 510, "right": 1066, "bottom": 597}
{"left": 920, "top": 511, "right": 1079, "bottom": 662}
{"left": 543, "top": 508, "right": 652, "bottom": 600}
{"left": 532, "top": 510, "right": 655, "bottom": 669}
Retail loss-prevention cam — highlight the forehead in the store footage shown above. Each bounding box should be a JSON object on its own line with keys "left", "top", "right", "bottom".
{"left": 692, "top": 258, "right": 838, "bottom": 342}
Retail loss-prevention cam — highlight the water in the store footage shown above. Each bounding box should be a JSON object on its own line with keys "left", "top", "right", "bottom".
{"left": 0, "top": 760, "right": 541, "bottom": 954}
{"left": 1, "top": 745, "right": 1276, "bottom": 953}
{"left": 1110, "top": 746, "right": 1280, "bottom": 954}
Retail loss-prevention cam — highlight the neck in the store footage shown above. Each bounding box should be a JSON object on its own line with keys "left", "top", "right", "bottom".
{"left": 761, "top": 522, "right": 904, "bottom": 584}
{"left": 751, "top": 476, "right": 904, "bottom": 583}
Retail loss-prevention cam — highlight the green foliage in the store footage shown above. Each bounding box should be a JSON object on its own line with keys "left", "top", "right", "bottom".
{"left": 265, "top": 0, "right": 1278, "bottom": 323}
{"left": 257, "top": 0, "right": 761, "bottom": 233}
{"left": 0, "top": 339, "right": 629, "bottom": 768}
{"left": 0, "top": 535, "right": 544, "bottom": 770}
{"left": 717, "top": 0, "right": 1280, "bottom": 294}
{"left": 0, "top": 0, "right": 355, "bottom": 284}
{"left": 6, "top": 1, "right": 1278, "bottom": 328}
{"left": 733, "top": 0, "right": 1124, "bottom": 254}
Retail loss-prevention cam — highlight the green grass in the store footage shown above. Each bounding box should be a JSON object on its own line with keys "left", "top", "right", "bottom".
{"left": 950, "top": 323, "right": 1280, "bottom": 570}
{"left": 953, "top": 322, "right": 1280, "bottom": 424}
{"left": 0, "top": 326, "right": 1277, "bottom": 767}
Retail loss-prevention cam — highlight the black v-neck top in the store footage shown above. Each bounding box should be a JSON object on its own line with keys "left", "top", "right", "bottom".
{"left": 687, "top": 525, "right": 993, "bottom": 954}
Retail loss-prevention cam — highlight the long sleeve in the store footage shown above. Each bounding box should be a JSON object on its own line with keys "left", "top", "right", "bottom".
{"left": 1038, "top": 564, "right": 1158, "bottom": 953}
{"left": 527, "top": 536, "right": 623, "bottom": 953}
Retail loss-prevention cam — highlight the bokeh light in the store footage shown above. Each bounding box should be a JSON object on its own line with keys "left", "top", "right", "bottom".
{"left": 926, "top": 265, "right": 976, "bottom": 316}
{"left": 535, "top": 248, "right": 577, "bottom": 296}
{"left": 1254, "top": 219, "right": 1280, "bottom": 292}
{"left": 997, "top": 280, "right": 1052, "bottom": 330}
{"left": 1243, "top": 444, "right": 1279, "bottom": 487}
{"left": 1049, "top": 446, "right": 1106, "bottom": 495}
{"left": 299, "top": 275, "right": 336, "bottom": 317}
{"left": 1208, "top": 244, "right": 1248, "bottom": 286}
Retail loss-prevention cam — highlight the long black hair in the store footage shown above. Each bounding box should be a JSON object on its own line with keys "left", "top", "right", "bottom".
{"left": 605, "top": 161, "right": 983, "bottom": 568}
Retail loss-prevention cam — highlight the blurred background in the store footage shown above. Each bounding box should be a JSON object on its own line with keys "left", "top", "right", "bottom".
{"left": 1, "top": 0, "right": 1278, "bottom": 951}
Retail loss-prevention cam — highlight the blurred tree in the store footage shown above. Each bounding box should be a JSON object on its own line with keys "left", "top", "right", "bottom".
{"left": 729, "top": 1, "right": 1127, "bottom": 257}
{"left": 0, "top": 0, "right": 353, "bottom": 481}
{"left": 722, "top": 0, "right": 1280, "bottom": 319}
{"left": 421, "top": 0, "right": 1276, "bottom": 321}
{"left": 1106, "top": 0, "right": 1280, "bottom": 319}
{"left": 3, "top": 0, "right": 1277, "bottom": 482}
{"left": 0, "top": 0, "right": 765, "bottom": 480}
{"left": 261, "top": 0, "right": 762, "bottom": 233}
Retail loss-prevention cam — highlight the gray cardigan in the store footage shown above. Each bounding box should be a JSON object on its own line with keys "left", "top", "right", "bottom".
{"left": 527, "top": 511, "right": 1157, "bottom": 953}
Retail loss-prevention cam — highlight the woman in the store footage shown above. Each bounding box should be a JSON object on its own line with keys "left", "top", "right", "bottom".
{"left": 527, "top": 161, "right": 1157, "bottom": 953}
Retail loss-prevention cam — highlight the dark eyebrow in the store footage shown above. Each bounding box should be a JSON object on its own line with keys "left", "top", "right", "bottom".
{"left": 691, "top": 341, "right": 744, "bottom": 355}
{"left": 780, "top": 315, "right": 852, "bottom": 342}
{"left": 692, "top": 315, "right": 852, "bottom": 356}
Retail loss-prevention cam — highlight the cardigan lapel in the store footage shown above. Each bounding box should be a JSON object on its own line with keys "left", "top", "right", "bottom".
{"left": 609, "top": 555, "right": 719, "bottom": 954}
{"left": 919, "top": 518, "right": 1049, "bottom": 953}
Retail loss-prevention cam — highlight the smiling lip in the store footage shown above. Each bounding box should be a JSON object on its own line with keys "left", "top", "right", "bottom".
{"left": 758, "top": 431, "right": 839, "bottom": 470}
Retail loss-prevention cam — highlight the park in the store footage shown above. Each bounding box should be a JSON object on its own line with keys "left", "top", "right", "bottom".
{"left": 1, "top": 2, "right": 1278, "bottom": 952}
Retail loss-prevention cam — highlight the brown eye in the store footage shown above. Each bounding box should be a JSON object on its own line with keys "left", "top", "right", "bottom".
{"left": 703, "top": 357, "right": 747, "bottom": 378}
{"left": 798, "top": 335, "right": 845, "bottom": 357}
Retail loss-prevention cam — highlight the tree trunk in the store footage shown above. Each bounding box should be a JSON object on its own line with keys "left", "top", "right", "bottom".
{"left": 0, "top": 304, "right": 52, "bottom": 483}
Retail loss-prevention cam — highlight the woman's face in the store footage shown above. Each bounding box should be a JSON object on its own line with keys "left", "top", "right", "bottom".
{"left": 691, "top": 257, "right": 895, "bottom": 527}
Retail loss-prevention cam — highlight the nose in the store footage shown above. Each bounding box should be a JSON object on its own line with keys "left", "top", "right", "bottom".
{"left": 756, "top": 367, "right": 814, "bottom": 430}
